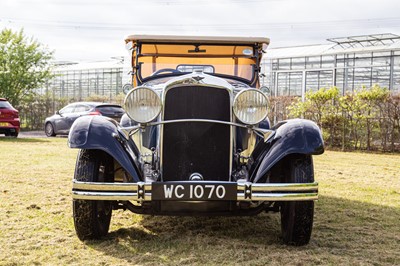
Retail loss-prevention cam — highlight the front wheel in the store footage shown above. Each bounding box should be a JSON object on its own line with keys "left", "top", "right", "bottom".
{"left": 280, "top": 155, "right": 315, "bottom": 246}
{"left": 45, "top": 122, "right": 56, "bottom": 137}
{"left": 73, "top": 149, "right": 114, "bottom": 240}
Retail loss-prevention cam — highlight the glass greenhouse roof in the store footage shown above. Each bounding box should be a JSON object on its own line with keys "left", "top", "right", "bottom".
{"left": 265, "top": 33, "right": 400, "bottom": 59}
{"left": 327, "top": 33, "right": 400, "bottom": 49}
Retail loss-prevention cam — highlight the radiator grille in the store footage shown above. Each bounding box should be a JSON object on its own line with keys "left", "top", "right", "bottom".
{"left": 162, "top": 86, "right": 231, "bottom": 181}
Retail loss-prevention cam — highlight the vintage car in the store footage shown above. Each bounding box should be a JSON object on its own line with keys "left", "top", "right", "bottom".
{"left": 69, "top": 35, "right": 324, "bottom": 245}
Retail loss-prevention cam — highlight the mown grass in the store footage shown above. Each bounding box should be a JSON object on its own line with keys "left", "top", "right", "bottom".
{"left": 0, "top": 137, "right": 399, "bottom": 265}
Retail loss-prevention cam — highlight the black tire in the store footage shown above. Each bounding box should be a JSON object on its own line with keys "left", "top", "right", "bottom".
{"left": 4, "top": 131, "right": 17, "bottom": 137}
{"left": 73, "top": 149, "right": 114, "bottom": 240}
{"left": 280, "top": 155, "right": 315, "bottom": 246}
{"left": 45, "top": 122, "right": 56, "bottom": 137}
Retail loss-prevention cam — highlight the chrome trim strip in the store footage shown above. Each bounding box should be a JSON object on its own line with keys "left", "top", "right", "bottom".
{"left": 123, "top": 119, "right": 268, "bottom": 130}
{"left": 237, "top": 193, "right": 318, "bottom": 201}
{"left": 72, "top": 180, "right": 152, "bottom": 191}
{"left": 238, "top": 182, "right": 319, "bottom": 192}
{"left": 72, "top": 181, "right": 318, "bottom": 202}
{"left": 121, "top": 119, "right": 274, "bottom": 140}
{"left": 72, "top": 191, "right": 138, "bottom": 201}
{"left": 155, "top": 119, "right": 254, "bottom": 128}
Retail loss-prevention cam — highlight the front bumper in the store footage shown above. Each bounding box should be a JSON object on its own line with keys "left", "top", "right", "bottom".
{"left": 72, "top": 180, "right": 318, "bottom": 202}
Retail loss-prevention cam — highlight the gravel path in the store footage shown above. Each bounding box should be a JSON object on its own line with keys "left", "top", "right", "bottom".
{"left": 18, "top": 130, "right": 47, "bottom": 138}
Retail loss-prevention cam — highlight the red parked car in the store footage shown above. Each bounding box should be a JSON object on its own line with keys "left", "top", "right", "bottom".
{"left": 0, "top": 98, "right": 20, "bottom": 137}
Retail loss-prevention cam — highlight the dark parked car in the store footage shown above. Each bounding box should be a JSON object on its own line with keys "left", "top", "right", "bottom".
{"left": 44, "top": 102, "right": 124, "bottom": 137}
{"left": 69, "top": 35, "right": 324, "bottom": 245}
{"left": 0, "top": 98, "right": 20, "bottom": 137}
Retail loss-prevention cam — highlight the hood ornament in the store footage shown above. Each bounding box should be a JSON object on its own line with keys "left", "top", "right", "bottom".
{"left": 192, "top": 75, "right": 205, "bottom": 82}
{"left": 192, "top": 69, "right": 205, "bottom": 82}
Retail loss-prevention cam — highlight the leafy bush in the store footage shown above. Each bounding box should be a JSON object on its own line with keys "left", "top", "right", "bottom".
{"left": 287, "top": 85, "right": 400, "bottom": 152}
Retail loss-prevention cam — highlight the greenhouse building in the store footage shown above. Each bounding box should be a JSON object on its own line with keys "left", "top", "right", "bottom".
{"left": 46, "top": 59, "right": 126, "bottom": 101}
{"left": 261, "top": 33, "right": 400, "bottom": 98}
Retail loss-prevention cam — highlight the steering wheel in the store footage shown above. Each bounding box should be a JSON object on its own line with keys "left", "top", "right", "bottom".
{"left": 151, "top": 68, "right": 181, "bottom": 76}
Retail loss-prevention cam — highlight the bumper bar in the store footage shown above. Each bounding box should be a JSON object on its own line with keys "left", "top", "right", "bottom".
{"left": 72, "top": 180, "right": 318, "bottom": 202}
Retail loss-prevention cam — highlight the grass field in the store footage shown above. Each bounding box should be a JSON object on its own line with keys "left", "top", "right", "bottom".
{"left": 0, "top": 137, "right": 399, "bottom": 265}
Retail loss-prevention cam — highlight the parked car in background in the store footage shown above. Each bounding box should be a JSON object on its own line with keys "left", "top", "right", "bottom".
{"left": 44, "top": 102, "right": 124, "bottom": 137}
{"left": 0, "top": 98, "right": 20, "bottom": 137}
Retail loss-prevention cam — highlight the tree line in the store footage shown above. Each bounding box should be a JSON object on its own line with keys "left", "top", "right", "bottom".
{"left": 270, "top": 86, "right": 400, "bottom": 152}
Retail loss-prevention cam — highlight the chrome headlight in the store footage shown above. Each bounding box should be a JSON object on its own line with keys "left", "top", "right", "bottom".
{"left": 124, "top": 87, "right": 162, "bottom": 123}
{"left": 233, "top": 89, "right": 268, "bottom": 125}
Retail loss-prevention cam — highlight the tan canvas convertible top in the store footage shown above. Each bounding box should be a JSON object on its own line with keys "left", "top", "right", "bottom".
{"left": 125, "top": 35, "right": 270, "bottom": 45}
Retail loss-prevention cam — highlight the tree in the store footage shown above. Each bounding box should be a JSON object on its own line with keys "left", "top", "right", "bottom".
{"left": 0, "top": 28, "right": 53, "bottom": 107}
{"left": 288, "top": 87, "right": 340, "bottom": 146}
{"left": 356, "top": 85, "right": 390, "bottom": 150}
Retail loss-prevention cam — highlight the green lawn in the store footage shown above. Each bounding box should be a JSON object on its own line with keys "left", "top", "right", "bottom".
{"left": 0, "top": 137, "right": 399, "bottom": 265}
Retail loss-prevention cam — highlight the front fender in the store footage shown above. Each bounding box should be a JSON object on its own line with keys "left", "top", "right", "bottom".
{"left": 68, "top": 116, "right": 141, "bottom": 182}
{"left": 252, "top": 119, "right": 324, "bottom": 183}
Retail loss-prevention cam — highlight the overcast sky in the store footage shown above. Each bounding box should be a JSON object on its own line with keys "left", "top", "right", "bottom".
{"left": 1, "top": 0, "right": 400, "bottom": 62}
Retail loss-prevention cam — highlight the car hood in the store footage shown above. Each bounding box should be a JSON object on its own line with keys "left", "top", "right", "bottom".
{"left": 45, "top": 113, "right": 60, "bottom": 121}
{"left": 144, "top": 72, "right": 236, "bottom": 92}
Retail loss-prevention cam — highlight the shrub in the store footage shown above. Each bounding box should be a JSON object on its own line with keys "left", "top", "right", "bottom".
{"left": 287, "top": 85, "right": 399, "bottom": 152}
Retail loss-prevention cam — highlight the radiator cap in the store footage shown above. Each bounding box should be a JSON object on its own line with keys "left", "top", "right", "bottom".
{"left": 189, "top": 173, "right": 203, "bottom": 181}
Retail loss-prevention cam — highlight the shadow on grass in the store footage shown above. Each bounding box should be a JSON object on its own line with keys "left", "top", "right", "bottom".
{"left": 112, "top": 213, "right": 281, "bottom": 243}
{"left": 86, "top": 196, "right": 400, "bottom": 265}
{"left": 0, "top": 137, "right": 50, "bottom": 143}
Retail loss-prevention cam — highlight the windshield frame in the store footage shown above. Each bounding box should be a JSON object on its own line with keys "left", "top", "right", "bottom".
{"left": 132, "top": 41, "right": 262, "bottom": 87}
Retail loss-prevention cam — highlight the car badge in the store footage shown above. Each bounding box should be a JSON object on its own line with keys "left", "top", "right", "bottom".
{"left": 192, "top": 76, "right": 205, "bottom": 82}
{"left": 242, "top": 48, "right": 253, "bottom": 56}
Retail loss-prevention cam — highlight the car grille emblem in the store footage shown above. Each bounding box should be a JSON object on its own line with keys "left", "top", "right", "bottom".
{"left": 192, "top": 76, "right": 205, "bottom": 82}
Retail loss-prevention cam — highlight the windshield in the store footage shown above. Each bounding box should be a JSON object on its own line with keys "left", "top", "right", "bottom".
{"left": 0, "top": 101, "right": 13, "bottom": 109}
{"left": 135, "top": 43, "right": 258, "bottom": 83}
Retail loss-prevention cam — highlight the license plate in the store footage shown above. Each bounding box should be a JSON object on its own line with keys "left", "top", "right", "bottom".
{"left": 0, "top": 122, "right": 9, "bottom": 126}
{"left": 152, "top": 182, "right": 237, "bottom": 201}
